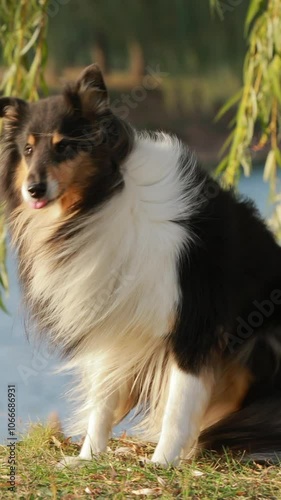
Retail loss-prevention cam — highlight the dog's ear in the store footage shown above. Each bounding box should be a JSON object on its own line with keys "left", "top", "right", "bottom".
{"left": 0, "top": 97, "right": 28, "bottom": 133}
{"left": 77, "top": 64, "right": 108, "bottom": 97}
{"left": 65, "top": 64, "right": 109, "bottom": 117}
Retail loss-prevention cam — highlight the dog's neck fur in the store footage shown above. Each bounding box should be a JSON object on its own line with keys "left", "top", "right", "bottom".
{"left": 13, "top": 132, "right": 199, "bottom": 344}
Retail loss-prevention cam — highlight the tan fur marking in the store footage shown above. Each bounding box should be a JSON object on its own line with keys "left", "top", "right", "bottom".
{"left": 48, "top": 153, "right": 97, "bottom": 212}
{"left": 203, "top": 362, "right": 252, "bottom": 429}
{"left": 52, "top": 132, "right": 64, "bottom": 145}
{"left": 27, "top": 134, "right": 36, "bottom": 146}
{"left": 60, "top": 187, "right": 82, "bottom": 212}
{"left": 15, "top": 159, "right": 28, "bottom": 192}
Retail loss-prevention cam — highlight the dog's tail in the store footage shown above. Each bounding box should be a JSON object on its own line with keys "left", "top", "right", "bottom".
{"left": 199, "top": 390, "right": 281, "bottom": 462}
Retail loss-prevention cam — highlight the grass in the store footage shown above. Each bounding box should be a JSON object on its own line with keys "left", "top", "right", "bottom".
{"left": 0, "top": 425, "right": 281, "bottom": 499}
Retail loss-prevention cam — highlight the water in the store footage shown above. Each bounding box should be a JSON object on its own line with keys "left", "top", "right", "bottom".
{"left": 0, "top": 167, "right": 275, "bottom": 441}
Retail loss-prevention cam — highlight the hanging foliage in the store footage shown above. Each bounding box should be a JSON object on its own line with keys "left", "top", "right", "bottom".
{"left": 0, "top": 0, "right": 49, "bottom": 311}
{"left": 212, "top": 0, "right": 281, "bottom": 233}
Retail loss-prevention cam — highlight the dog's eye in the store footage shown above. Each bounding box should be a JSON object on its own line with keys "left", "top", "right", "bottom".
{"left": 24, "top": 144, "right": 33, "bottom": 157}
{"left": 56, "top": 139, "right": 74, "bottom": 157}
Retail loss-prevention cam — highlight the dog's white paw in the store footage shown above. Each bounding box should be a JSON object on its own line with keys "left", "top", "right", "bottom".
{"left": 57, "top": 455, "right": 91, "bottom": 469}
{"left": 150, "top": 452, "right": 180, "bottom": 468}
{"left": 139, "top": 456, "right": 178, "bottom": 468}
{"left": 150, "top": 459, "right": 177, "bottom": 468}
{"left": 139, "top": 456, "right": 154, "bottom": 466}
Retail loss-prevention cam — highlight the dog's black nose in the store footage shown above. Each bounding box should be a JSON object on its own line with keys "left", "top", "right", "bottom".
{"left": 27, "top": 182, "right": 47, "bottom": 199}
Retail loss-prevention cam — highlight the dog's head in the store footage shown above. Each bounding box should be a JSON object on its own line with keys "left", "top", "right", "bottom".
{"left": 0, "top": 65, "right": 133, "bottom": 213}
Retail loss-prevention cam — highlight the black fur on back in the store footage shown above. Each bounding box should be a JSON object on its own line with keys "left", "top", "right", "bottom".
{"left": 172, "top": 159, "right": 281, "bottom": 375}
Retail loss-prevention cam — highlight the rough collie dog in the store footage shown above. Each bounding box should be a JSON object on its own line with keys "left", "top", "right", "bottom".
{"left": 1, "top": 65, "right": 281, "bottom": 466}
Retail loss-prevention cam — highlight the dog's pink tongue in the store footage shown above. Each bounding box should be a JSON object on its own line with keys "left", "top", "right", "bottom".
{"left": 30, "top": 200, "right": 48, "bottom": 209}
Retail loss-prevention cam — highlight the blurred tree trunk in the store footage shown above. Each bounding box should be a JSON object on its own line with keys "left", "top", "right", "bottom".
{"left": 129, "top": 40, "right": 145, "bottom": 78}
{"left": 0, "top": 0, "right": 50, "bottom": 311}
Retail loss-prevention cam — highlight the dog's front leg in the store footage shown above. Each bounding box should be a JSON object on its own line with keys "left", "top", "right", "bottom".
{"left": 151, "top": 363, "right": 214, "bottom": 466}
{"left": 59, "top": 389, "right": 118, "bottom": 468}
{"left": 79, "top": 389, "right": 118, "bottom": 460}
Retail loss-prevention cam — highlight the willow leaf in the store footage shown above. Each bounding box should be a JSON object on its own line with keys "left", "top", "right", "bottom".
{"left": 263, "top": 150, "right": 276, "bottom": 182}
{"left": 215, "top": 89, "right": 243, "bottom": 123}
{"left": 245, "top": 0, "right": 264, "bottom": 35}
